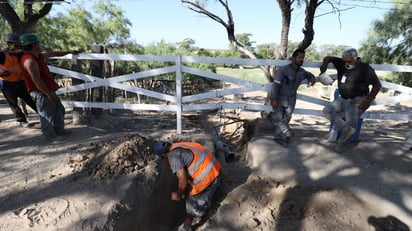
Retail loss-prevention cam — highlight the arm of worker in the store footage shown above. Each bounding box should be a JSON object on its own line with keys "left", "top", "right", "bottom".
{"left": 171, "top": 168, "right": 188, "bottom": 201}
{"left": 319, "top": 56, "right": 333, "bottom": 74}
{"left": 0, "top": 52, "right": 10, "bottom": 78}
{"left": 358, "top": 72, "right": 382, "bottom": 111}
{"left": 270, "top": 82, "right": 280, "bottom": 109}
{"left": 270, "top": 67, "right": 285, "bottom": 109}
{"left": 42, "top": 50, "right": 80, "bottom": 59}
{"left": 0, "top": 70, "right": 10, "bottom": 78}
{"left": 307, "top": 72, "right": 316, "bottom": 86}
{"left": 22, "top": 58, "right": 58, "bottom": 103}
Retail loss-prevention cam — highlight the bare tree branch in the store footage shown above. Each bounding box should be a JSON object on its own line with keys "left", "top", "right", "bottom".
{"left": 298, "top": 0, "right": 324, "bottom": 49}
{"left": 326, "top": 0, "right": 342, "bottom": 28}
{"left": 0, "top": 0, "right": 55, "bottom": 34}
{"left": 182, "top": 0, "right": 229, "bottom": 28}
{"left": 181, "top": 0, "right": 272, "bottom": 81}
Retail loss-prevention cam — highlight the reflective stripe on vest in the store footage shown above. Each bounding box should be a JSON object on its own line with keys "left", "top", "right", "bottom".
{"left": 171, "top": 142, "right": 221, "bottom": 195}
{"left": 0, "top": 53, "right": 23, "bottom": 82}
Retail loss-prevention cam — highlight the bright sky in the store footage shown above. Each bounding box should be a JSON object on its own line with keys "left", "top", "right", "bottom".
{"left": 55, "top": 0, "right": 394, "bottom": 50}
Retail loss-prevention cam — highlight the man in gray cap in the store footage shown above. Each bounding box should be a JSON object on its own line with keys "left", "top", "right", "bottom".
{"left": 320, "top": 48, "right": 381, "bottom": 151}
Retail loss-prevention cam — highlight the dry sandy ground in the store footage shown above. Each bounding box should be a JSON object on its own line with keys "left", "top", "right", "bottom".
{"left": 0, "top": 86, "right": 411, "bottom": 231}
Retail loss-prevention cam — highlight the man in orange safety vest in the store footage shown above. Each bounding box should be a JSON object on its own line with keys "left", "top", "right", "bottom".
{"left": 153, "top": 141, "right": 221, "bottom": 231}
{"left": 0, "top": 33, "right": 37, "bottom": 126}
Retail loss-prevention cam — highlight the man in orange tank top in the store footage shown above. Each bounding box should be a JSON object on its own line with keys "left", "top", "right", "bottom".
{"left": 0, "top": 33, "right": 37, "bottom": 126}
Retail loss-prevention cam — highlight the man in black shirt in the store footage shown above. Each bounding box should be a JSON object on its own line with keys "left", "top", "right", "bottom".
{"left": 319, "top": 48, "right": 381, "bottom": 150}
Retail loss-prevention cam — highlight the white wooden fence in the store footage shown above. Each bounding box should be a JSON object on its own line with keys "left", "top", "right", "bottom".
{"left": 50, "top": 54, "right": 412, "bottom": 134}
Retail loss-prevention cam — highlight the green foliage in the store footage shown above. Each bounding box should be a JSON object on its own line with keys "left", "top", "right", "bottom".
{"left": 256, "top": 43, "right": 276, "bottom": 59}
{"left": 0, "top": 18, "right": 10, "bottom": 48}
{"left": 317, "top": 44, "right": 347, "bottom": 58}
{"left": 303, "top": 45, "right": 322, "bottom": 61}
{"left": 216, "top": 67, "right": 266, "bottom": 84}
{"left": 236, "top": 33, "right": 255, "bottom": 51}
{"left": 35, "top": 0, "right": 131, "bottom": 52}
{"left": 359, "top": 0, "right": 412, "bottom": 86}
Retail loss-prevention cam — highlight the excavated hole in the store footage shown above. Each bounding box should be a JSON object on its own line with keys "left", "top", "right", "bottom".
{"left": 69, "top": 114, "right": 257, "bottom": 230}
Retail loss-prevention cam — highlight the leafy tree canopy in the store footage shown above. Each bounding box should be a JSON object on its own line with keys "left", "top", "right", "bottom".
{"left": 359, "top": 0, "right": 411, "bottom": 85}
{"left": 36, "top": 0, "right": 131, "bottom": 52}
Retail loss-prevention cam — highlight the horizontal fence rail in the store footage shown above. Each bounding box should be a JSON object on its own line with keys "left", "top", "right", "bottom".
{"left": 50, "top": 54, "right": 412, "bottom": 134}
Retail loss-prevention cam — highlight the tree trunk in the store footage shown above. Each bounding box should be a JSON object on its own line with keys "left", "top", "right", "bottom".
{"left": 0, "top": 1, "right": 55, "bottom": 34}
{"left": 298, "top": 0, "right": 323, "bottom": 50}
{"left": 276, "top": 0, "right": 293, "bottom": 60}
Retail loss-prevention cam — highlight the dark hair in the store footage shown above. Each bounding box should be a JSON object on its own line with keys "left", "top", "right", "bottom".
{"left": 292, "top": 48, "right": 305, "bottom": 58}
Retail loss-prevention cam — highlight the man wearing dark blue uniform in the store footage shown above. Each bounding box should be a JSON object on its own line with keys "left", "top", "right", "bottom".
{"left": 270, "top": 48, "right": 316, "bottom": 146}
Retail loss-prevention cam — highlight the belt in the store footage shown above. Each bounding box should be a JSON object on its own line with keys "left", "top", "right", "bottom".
{"left": 341, "top": 95, "right": 366, "bottom": 100}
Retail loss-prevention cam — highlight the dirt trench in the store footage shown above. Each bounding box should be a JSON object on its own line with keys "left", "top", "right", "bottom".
{"left": 68, "top": 134, "right": 184, "bottom": 230}
{"left": 67, "top": 111, "right": 253, "bottom": 231}
{"left": 108, "top": 161, "right": 187, "bottom": 231}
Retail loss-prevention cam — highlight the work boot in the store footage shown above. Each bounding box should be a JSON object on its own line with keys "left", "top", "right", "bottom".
{"left": 337, "top": 126, "right": 355, "bottom": 144}
{"left": 19, "top": 121, "right": 30, "bottom": 128}
{"left": 274, "top": 136, "right": 289, "bottom": 147}
{"left": 177, "top": 222, "right": 192, "bottom": 231}
{"left": 56, "top": 129, "right": 72, "bottom": 136}
{"left": 334, "top": 143, "right": 347, "bottom": 153}
{"left": 193, "top": 216, "right": 203, "bottom": 225}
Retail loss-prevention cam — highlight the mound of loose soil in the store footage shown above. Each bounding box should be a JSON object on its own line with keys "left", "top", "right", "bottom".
{"left": 69, "top": 134, "right": 157, "bottom": 180}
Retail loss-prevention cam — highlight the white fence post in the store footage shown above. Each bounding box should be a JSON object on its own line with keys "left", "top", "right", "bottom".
{"left": 176, "top": 55, "right": 183, "bottom": 134}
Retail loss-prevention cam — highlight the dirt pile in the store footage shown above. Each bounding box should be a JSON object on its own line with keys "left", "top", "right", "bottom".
{"left": 69, "top": 134, "right": 157, "bottom": 180}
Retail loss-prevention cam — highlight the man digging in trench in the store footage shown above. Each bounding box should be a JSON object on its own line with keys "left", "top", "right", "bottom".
{"left": 153, "top": 141, "right": 222, "bottom": 231}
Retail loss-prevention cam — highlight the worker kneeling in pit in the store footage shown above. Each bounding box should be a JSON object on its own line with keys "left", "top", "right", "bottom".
{"left": 153, "top": 141, "right": 222, "bottom": 231}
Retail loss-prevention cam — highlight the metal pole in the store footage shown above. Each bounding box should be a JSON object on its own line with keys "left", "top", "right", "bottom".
{"left": 176, "top": 55, "right": 182, "bottom": 134}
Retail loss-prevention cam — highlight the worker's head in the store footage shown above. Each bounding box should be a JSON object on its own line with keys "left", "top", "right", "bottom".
{"left": 291, "top": 48, "right": 305, "bottom": 67}
{"left": 5, "top": 33, "right": 19, "bottom": 43}
{"left": 342, "top": 48, "right": 358, "bottom": 69}
{"left": 5, "top": 33, "right": 20, "bottom": 50}
{"left": 19, "top": 33, "right": 41, "bottom": 51}
{"left": 153, "top": 141, "right": 171, "bottom": 156}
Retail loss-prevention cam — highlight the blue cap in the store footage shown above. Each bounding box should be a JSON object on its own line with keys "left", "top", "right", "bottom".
{"left": 153, "top": 141, "right": 170, "bottom": 155}
{"left": 5, "top": 33, "right": 19, "bottom": 43}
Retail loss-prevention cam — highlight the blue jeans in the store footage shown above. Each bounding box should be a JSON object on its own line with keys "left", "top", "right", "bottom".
{"left": 30, "top": 92, "right": 65, "bottom": 140}
{"left": 323, "top": 96, "right": 365, "bottom": 131}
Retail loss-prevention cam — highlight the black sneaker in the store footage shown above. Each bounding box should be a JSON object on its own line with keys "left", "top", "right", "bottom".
{"left": 275, "top": 137, "right": 289, "bottom": 147}
{"left": 56, "top": 130, "right": 72, "bottom": 136}
{"left": 177, "top": 222, "right": 192, "bottom": 231}
{"left": 19, "top": 121, "right": 30, "bottom": 128}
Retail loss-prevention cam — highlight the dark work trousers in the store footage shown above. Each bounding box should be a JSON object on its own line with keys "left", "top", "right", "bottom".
{"left": 271, "top": 96, "right": 297, "bottom": 140}
{"left": 2, "top": 80, "right": 37, "bottom": 122}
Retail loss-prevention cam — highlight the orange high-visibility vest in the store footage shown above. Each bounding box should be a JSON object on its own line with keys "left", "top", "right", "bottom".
{"left": 0, "top": 52, "right": 23, "bottom": 82}
{"left": 170, "top": 142, "right": 221, "bottom": 196}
